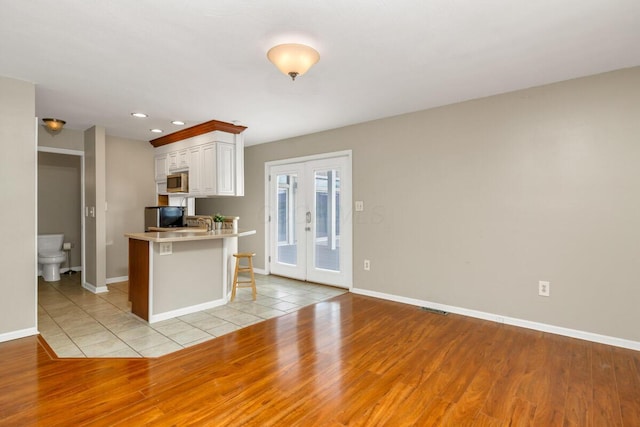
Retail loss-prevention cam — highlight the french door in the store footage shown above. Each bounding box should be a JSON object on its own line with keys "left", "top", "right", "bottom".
{"left": 269, "top": 155, "right": 352, "bottom": 288}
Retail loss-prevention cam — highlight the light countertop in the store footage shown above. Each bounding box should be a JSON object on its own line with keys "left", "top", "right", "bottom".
{"left": 125, "top": 229, "right": 256, "bottom": 243}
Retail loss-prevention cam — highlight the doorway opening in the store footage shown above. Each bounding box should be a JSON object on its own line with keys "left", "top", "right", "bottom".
{"left": 37, "top": 147, "right": 85, "bottom": 284}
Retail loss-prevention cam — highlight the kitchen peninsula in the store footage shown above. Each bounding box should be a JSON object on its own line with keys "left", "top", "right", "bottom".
{"left": 125, "top": 229, "right": 256, "bottom": 323}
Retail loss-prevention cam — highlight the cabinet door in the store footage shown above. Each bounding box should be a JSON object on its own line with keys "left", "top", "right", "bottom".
{"left": 201, "top": 143, "right": 216, "bottom": 194}
{"left": 177, "top": 149, "right": 189, "bottom": 170}
{"left": 167, "top": 151, "right": 178, "bottom": 171}
{"left": 188, "top": 146, "right": 201, "bottom": 195}
{"left": 155, "top": 155, "right": 168, "bottom": 181}
{"left": 216, "top": 142, "right": 235, "bottom": 195}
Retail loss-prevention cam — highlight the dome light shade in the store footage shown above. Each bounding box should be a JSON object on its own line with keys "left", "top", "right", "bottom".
{"left": 267, "top": 43, "right": 320, "bottom": 81}
{"left": 42, "top": 118, "right": 66, "bottom": 132}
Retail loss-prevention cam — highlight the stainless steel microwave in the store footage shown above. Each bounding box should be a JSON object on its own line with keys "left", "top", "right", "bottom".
{"left": 167, "top": 172, "right": 188, "bottom": 193}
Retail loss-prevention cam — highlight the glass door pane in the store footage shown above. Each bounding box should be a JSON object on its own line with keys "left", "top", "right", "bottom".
{"left": 313, "top": 169, "right": 340, "bottom": 272}
{"left": 276, "top": 173, "right": 298, "bottom": 266}
{"left": 270, "top": 163, "right": 306, "bottom": 281}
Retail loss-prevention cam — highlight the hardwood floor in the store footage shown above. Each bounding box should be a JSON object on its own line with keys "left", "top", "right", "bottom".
{"left": 1, "top": 293, "right": 639, "bottom": 426}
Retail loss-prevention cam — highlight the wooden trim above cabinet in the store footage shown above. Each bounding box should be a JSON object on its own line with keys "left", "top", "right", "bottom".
{"left": 149, "top": 119, "right": 247, "bottom": 148}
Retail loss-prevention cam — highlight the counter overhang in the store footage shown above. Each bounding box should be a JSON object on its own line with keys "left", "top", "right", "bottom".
{"left": 125, "top": 229, "right": 256, "bottom": 243}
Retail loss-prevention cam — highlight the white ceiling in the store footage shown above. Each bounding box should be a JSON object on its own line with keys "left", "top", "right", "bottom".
{"left": 1, "top": 0, "right": 639, "bottom": 146}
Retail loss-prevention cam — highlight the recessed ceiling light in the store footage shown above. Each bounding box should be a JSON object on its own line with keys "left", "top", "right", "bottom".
{"left": 131, "top": 112, "right": 148, "bottom": 118}
{"left": 171, "top": 120, "right": 185, "bottom": 125}
{"left": 150, "top": 129, "right": 163, "bottom": 133}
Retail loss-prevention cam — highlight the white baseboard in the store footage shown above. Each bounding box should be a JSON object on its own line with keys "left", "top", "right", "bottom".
{"left": 82, "top": 281, "right": 109, "bottom": 294}
{"left": 253, "top": 267, "right": 267, "bottom": 275}
{"left": 351, "top": 287, "right": 640, "bottom": 352}
{"left": 149, "top": 298, "right": 227, "bottom": 323}
{"left": 0, "top": 327, "right": 38, "bottom": 343}
{"left": 106, "top": 276, "right": 128, "bottom": 285}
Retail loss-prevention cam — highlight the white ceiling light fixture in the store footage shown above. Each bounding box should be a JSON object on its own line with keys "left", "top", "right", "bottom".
{"left": 171, "top": 120, "right": 185, "bottom": 125}
{"left": 131, "top": 112, "right": 148, "bottom": 118}
{"left": 267, "top": 43, "right": 320, "bottom": 81}
{"left": 150, "top": 128, "right": 163, "bottom": 133}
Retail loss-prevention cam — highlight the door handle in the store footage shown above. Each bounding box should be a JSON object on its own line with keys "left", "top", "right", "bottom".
{"left": 306, "top": 211, "right": 311, "bottom": 224}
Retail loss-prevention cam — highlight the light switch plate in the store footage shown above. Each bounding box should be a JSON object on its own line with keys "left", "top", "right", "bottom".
{"left": 355, "top": 201, "right": 364, "bottom": 212}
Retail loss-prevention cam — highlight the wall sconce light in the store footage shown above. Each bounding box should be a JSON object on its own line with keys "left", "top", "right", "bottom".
{"left": 42, "top": 118, "right": 66, "bottom": 132}
{"left": 267, "top": 43, "right": 320, "bottom": 81}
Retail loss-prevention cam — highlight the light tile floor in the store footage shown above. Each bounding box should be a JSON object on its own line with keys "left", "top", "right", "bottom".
{"left": 38, "top": 273, "right": 347, "bottom": 358}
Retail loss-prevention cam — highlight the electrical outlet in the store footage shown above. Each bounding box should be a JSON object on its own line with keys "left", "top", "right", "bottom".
{"left": 159, "top": 242, "right": 173, "bottom": 256}
{"left": 364, "top": 259, "right": 370, "bottom": 271}
{"left": 538, "top": 280, "right": 550, "bottom": 297}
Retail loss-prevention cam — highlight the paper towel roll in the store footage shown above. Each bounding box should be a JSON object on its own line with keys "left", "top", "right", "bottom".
{"left": 63, "top": 242, "right": 72, "bottom": 250}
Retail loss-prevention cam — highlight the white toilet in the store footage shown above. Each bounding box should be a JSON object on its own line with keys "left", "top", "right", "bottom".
{"left": 38, "top": 234, "right": 67, "bottom": 282}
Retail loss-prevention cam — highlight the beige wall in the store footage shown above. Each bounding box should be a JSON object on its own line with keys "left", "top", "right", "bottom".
{"left": 105, "top": 136, "right": 156, "bottom": 279}
{"left": 38, "top": 126, "right": 84, "bottom": 151}
{"left": 37, "top": 152, "right": 82, "bottom": 269}
{"left": 0, "top": 76, "right": 36, "bottom": 339}
{"left": 200, "top": 67, "right": 640, "bottom": 343}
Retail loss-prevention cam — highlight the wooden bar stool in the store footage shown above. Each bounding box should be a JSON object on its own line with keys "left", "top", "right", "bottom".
{"left": 231, "top": 252, "right": 257, "bottom": 301}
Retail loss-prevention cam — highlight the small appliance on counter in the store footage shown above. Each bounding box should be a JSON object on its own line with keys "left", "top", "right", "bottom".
{"left": 185, "top": 215, "right": 213, "bottom": 228}
{"left": 186, "top": 215, "right": 239, "bottom": 232}
{"left": 145, "top": 206, "right": 186, "bottom": 231}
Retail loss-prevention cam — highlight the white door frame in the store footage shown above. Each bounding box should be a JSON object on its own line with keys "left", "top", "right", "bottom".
{"left": 264, "top": 150, "right": 353, "bottom": 289}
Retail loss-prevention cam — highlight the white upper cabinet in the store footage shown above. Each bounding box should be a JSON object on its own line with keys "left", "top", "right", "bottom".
{"left": 151, "top": 121, "right": 246, "bottom": 197}
{"left": 216, "top": 142, "right": 235, "bottom": 195}
{"left": 154, "top": 154, "right": 168, "bottom": 181}
{"left": 178, "top": 149, "right": 190, "bottom": 170}
{"left": 188, "top": 146, "right": 202, "bottom": 195}
{"left": 201, "top": 143, "right": 216, "bottom": 194}
{"left": 167, "top": 151, "right": 178, "bottom": 171}
{"left": 167, "top": 149, "right": 189, "bottom": 172}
